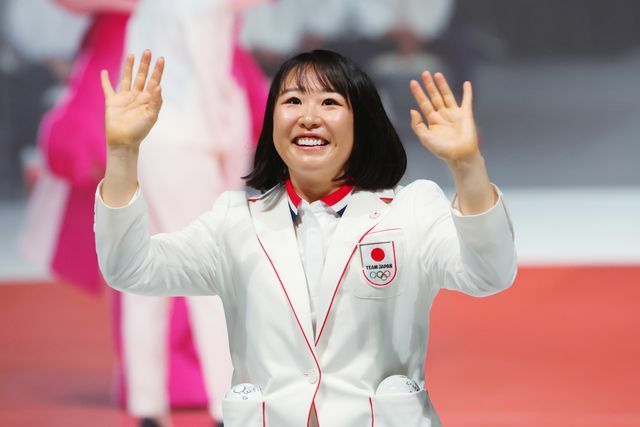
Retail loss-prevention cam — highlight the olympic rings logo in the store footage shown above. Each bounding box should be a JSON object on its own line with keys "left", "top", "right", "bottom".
{"left": 369, "top": 270, "right": 391, "bottom": 279}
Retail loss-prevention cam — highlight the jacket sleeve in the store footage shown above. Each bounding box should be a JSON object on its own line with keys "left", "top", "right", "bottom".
{"left": 94, "top": 183, "right": 230, "bottom": 296}
{"left": 415, "top": 180, "right": 518, "bottom": 297}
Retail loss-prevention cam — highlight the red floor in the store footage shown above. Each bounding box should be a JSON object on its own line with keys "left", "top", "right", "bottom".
{"left": 1, "top": 266, "right": 639, "bottom": 426}
{"left": 427, "top": 266, "right": 640, "bottom": 426}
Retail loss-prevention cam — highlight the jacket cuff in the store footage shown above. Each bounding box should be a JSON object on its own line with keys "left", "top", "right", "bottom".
{"left": 450, "top": 184, "right": 515, "bottom": 245}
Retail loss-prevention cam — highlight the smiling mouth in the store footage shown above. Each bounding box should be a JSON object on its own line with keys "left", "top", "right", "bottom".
{"left": 293, "top": 137, "right": 329, "bottom": 147}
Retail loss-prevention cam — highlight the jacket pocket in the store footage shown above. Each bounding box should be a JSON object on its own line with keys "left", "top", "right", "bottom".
{"left": 222, "top": 398, "right": 264, "bottom": 427}
{"left": 370, "top": 389, "right": 441, "bottom": 427}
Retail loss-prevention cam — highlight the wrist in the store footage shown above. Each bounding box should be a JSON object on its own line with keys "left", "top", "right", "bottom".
{"left": 446, "top": 151, "right": 484, "bottom": 175}
{"left": 107, "top": 142, "right": 140, "bottom": 158}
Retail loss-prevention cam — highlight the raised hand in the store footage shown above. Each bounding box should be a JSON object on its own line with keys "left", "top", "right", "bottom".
{"left": 101, "top": 50, "right": 165, "bottom": 149}
{"left": 409, "top": 72, "right": 478, "bottom": 164}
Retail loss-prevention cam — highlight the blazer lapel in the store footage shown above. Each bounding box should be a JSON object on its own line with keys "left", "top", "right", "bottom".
{"left": 314, "top": 189, "right": 393, "bottom": 344}
{"left": 249, "top": 186, "right": 315, "bottom": 344}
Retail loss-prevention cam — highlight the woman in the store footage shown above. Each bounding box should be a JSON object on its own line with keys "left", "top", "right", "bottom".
{"left": 95, "top": 49, "right": 516, "bottom": 426}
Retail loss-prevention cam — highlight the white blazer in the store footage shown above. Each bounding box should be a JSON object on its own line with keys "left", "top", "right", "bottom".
{"left": 95, "top": 180, "right": 517, "bottom": 427}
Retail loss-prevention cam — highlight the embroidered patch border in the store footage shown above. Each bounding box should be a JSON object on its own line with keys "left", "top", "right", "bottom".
{"left": 358, "top": 241, "right": 398, "bottom": 287}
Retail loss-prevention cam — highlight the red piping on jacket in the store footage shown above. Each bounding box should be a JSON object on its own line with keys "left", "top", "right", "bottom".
{"left": 367, "top": 227, "right": 401, "bottom": 235}
{"left": 369, "top": 397, "right": 375, "bottom": 427}
{"left": 314, "top": 223, "right": 379, "bottom": 346}
{"left": 257, "top": 237, "right": 322, "bottom": 427}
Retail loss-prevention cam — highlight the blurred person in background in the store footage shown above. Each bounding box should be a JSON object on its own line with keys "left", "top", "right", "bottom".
{"left": 239, "top": 0, "right": 468, "bottom": 128}
{"left": 17, "top": 1, "right": 133, "bottom": 421}
{"left": 19, "top": 1, "right": 267, "bottom": 426}
{"left": 240, "top": 0, "right": 457, "bottom": 73}
{"left": 239, "top": 0, "right": 305, "bottom": 74}
{"left": 378, "top": 0, "right": 476, "bottom": 97}
{"left": 19, "top": 0, "right": 133, "bottom": 346}
{"left": 0, "top": 0, "right": 88, "bottom": 198}
{"left": 119, "top": 0, "right": 267, "bottom": 426}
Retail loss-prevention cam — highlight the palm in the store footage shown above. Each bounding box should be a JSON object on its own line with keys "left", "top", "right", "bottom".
{"left": 101, "top": 50, "right": 164, "bottom": 147}
{"left": 409, "top": 72, "right": 478, "bottom": 162}
{"left": 106, "top": 90, "right": 159, "bottom": 145}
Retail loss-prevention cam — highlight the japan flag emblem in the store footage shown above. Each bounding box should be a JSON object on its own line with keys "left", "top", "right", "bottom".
{"left": 359, "top": 241, "right": 397, "bottom": 287}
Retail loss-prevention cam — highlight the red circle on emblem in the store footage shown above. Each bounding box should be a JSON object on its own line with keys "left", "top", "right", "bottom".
{"left": 371, "top": 247, "right": 385, "bottom": 262}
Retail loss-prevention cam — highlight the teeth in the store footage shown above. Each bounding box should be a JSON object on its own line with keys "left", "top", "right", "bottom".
{"left": 295, "top": 137, "right": 326, "bottom": 146}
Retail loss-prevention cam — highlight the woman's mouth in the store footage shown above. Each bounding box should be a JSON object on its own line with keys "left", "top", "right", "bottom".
{"left": 293, "top": 137, "right": 329, "bottom": 147}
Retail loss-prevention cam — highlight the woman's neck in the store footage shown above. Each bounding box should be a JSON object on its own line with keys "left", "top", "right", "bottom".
{"left": 289, "top": 175, "right": 344, "bottom": 203}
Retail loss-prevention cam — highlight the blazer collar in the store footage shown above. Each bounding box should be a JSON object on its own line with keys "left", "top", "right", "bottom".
{"left": 249, "top": 185, "right": 315, "bottom": 345}
{"left": 250, "top": 185, "right": 396, "bottom": 346}
{"left": 285, "top": 179, "right": 354, "bottom": 221}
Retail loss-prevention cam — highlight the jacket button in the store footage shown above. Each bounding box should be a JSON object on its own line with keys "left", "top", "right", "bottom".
{"left": 305, "top": 368, "right": 319, "bottom": 384}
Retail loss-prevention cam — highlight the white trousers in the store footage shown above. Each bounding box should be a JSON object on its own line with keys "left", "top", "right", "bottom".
{"left": 122, "top": 293, "right": 232, "bottom": 420}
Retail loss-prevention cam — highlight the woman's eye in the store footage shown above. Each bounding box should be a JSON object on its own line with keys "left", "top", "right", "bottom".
{"left": 284, "top": 97, "right": 301, "bottom": 105}
{"left": 322, "top": 98, "right": 339, "bottom": 106}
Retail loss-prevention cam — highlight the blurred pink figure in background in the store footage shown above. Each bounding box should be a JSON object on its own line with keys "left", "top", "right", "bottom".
{"left": 20, "top": 6, "right": 129, "bottom": 294}
{"left": 20, "top": 1, "right": 268, "bottom": 425}
{"left": 121, "top": 0, "right": 267, "bottom": 425}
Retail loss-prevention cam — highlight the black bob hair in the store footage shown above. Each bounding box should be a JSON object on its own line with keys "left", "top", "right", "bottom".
{"left": 244, "top": 49, "right": 407, "bottom": 192}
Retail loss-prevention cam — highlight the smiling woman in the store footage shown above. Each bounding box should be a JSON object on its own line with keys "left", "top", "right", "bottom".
{"left": 245, "top": 50, "right": 407, "bottom": 201}
{"left": 95, "top": 49, "right": 517, "bottom": 427}
{"left": 272, "top": 73, "right": 355, "bottom": 199}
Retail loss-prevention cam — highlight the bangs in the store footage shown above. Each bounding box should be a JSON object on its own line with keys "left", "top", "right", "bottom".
{"left": 278, "top": 62, "right": 352, "bottom": 106}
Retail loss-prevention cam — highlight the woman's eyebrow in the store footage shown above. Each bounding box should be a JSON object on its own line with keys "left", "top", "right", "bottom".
{"left": 279, "top": 86, "right": 340, "bottom": 96}
{"left": 279, "top": 87, "right": 302, "bottom": 95}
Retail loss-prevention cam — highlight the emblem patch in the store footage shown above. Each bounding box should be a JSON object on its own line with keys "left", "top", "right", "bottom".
{"left": 359, "top": 241, "right": 397, "bottom": 287}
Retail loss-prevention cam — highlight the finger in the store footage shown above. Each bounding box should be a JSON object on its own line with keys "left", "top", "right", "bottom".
{"left": 434, "top": 72, "right": 457, "bottom": 108}
{"left": 461, "top": 81, "right": 473, "bottom": 111}
{"left": 149, "top": 85, "right": 163, "bottom": 112}
{"left": 421, "top": 71, "right": 445, "bottom": 111}
{"left": 119, "top": 53, "right": 134, "bottom": 92}
{"left": 145, "top": 57, "right": 165, "bottom": 93}
{"left": 100, "top": 69, "right": 115, "bottom": 98}
{"left": 410, "top": 109, "right": 429, "bottom": 139}
{"left": 409, "top": 80, "right": 434, "bottom": 118}
{"left": 133, "top": 50, "right": 152, "bottom": 92}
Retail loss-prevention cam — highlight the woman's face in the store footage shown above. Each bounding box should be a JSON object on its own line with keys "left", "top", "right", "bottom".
{"left": 272, "top": 71, "right": 354, "bottom": 186}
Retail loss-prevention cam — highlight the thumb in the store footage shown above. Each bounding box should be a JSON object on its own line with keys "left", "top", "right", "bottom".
{"left": 410, "top": 109, "right": 429, "bottom": 137}
{"left": 410, "top": 109, "right": 425, "bottom": 130}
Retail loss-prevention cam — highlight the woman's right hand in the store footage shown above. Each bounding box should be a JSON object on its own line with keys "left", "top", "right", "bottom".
{"left": 101, "top": 50, "right": 165, "bottom": 149}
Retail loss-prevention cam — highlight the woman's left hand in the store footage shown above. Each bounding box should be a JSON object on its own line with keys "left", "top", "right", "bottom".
{"left": 409, "top": 71, "right": 478, "bottom": 164}
{"left": 410, "top": 71, "right": 497, "bottom": 215}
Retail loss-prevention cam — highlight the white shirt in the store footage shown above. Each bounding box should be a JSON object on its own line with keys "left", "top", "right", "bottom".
{"left": 295, "top": 199, "right": 341, "bottom": 334}
{"left": 285, "top": 180, "right": 352, "bottom": 336}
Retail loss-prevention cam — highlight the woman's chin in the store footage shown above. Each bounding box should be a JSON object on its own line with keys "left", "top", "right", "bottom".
{"left": 287, "top": 154, "right": 336, "bottom": 173}
{"left": 288, "top": 164, "right": 339, "bottom": 182}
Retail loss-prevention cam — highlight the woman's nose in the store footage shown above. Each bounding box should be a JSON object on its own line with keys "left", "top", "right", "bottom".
{"left": 299, "top": 108, "right": 321, "bottom": 128}
{"left": 301, "top": 117, "right": 319, "bottom": 129}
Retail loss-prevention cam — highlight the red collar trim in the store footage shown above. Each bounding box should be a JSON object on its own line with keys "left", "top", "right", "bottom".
{"left": 285, "top": 179, "right": 354, "bottom": 218}
{"left": 285, "top": 179, "right": 303, "bottom": 208}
